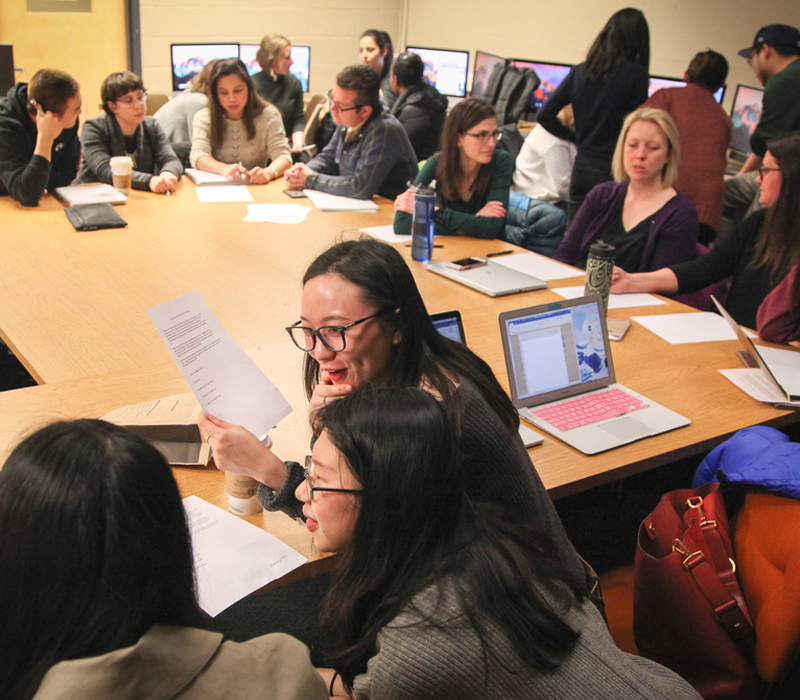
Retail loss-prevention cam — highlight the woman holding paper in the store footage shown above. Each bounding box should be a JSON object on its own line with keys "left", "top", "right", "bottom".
{"left": 190, "top": 58, "right": 292, "bottom": 183}
{"left": 612, "top": 131, "right": 800, "bottom": 328}
{"left": 0, "top": 419, "right": 327, "bottom": 700}
{"left": 300, "top": 388, "right": 702, "bottom": 699}
{"left": 199, "top": 237, "right": 585, "bottom": 584}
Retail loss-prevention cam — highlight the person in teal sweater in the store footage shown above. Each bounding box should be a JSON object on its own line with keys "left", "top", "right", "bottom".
{"left": 393, "top": 97, "right": 512, "bottom": 239}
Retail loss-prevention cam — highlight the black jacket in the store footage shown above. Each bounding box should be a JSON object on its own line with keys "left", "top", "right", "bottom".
{"left": 0, "top": 82, "right": 80, "bottom": 206}
{"left": 391, "top": 81, "right": 448, "bottom": 161}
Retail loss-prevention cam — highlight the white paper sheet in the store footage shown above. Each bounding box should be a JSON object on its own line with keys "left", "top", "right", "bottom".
{"left": 757, "top": 346, "right": 800, "bottom": 397}
{"left": 243, "top": 203, "right": 311, "bottom": 224}
{"left": 719, "top": 368, "right": 799, "bottom": 405}
{"left": 631, "top": 312, "right": 753, "bottom": 344}
{"left": 303, "top": 189, "right": 379, "bottom": 211}
{"left": 491, "top": 252, "right": 581, "bottom": 281}
{"left": 552, "top": 285, "right": 666, "bottom": 309}
{"left": 184, "top": 495, "right": 308, "bottom": 616}
{"left": 360, "top": 224, "right": 412, "bottom": 244}
{"left": 147, "top": 291, "right": 291, "bottom": 439}
{"left": 195, "top": 186, "right": 253, "bottom": 203}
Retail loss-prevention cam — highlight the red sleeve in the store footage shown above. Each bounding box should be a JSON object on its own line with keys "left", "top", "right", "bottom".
{"left": 757, "top": 266, "right": 799, "bottom": 344}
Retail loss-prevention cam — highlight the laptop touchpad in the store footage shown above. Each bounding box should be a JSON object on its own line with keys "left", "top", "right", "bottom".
{"left": 601, "top": 416, "right": 652, "bottom": 440}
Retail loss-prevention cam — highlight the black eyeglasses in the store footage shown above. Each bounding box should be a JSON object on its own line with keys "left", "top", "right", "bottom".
{"left": 326, "top": 89, "right": 362, "bottom": 113}
{"left": 303, "top": 456, "right": 363, "bottom": 501}
{"left": 286, "top": 312, "right": 381, "bottom": 352}
{"left": 758, "top": 166, "right": 780, "bottom": 179}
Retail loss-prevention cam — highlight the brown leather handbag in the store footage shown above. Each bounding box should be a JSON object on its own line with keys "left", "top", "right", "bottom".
{"left": 633, "top": 481, "right": 759, "bottom": 700}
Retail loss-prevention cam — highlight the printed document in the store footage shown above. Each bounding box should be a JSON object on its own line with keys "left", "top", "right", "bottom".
{"left": 148, "top": 291, "right": 291, "bottom": 439}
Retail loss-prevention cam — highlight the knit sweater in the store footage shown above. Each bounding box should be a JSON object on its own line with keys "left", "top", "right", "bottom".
{"left": 259, "top": 378, "right": 585, "bottom": 584}
{"left": 352, "top": 578, "right": 703, "bottom": 699}
{"left": 190, "top": 106, "right": 291, "bottom": 170}
{"left": 75, "top": 113, "right": 183, "bottom": 191}
{"left": 554, "top": 180, "right": 699, "bottom": 272}
{"left": 393, "top": 150, "right": 514, "bottom": 239}
{"left": 644, "top": 84, "right": 732, "bottom": 231}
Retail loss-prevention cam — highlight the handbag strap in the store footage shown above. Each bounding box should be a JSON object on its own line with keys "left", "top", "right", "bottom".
{"left": 675, "top": 499, "right": 754, "bottom": 640}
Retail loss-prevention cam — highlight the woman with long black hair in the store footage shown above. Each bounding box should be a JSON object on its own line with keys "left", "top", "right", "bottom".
{"left": 302, "top": 388, "right": 702, "bottom": 699}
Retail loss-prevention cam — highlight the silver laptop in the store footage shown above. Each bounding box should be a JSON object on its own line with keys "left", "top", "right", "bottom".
{"left": 428, "top": 259, "right": 547, "bottom": 297}
{"left": 712, "top": 295, "right": 800, "bottom": 402}
{"left": 498, "top": 295, "right": 690, "bottom": 454}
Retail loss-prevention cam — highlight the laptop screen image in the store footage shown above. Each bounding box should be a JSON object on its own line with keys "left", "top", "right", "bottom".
{"left": 503, "top": 298, "right": 611, "bottom": 405}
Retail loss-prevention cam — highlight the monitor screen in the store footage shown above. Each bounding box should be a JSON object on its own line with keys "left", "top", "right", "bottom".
{"left": 171, "top": 43, "right": 239, "bottom": 92}
{"left": 648, "top": 75, "right": 725, "bottom": 104}
{"left": 471, "top": 50, "right": 505, "bottom": 99}
{"left": 510, "top": 59, "right": 572, "bottom": 111}
{"left": 729, "top": 84, "right": 765, "bottom": 156}
{"left": 406, "top": 46, "right": 469, "bottom": 98}
{"left": 238, "top": 44, "right": 310, "bottom": 92}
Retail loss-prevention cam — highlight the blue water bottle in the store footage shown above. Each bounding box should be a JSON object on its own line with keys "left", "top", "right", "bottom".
{"left": 411, "top": 186, "right": 436, "bottom": 263}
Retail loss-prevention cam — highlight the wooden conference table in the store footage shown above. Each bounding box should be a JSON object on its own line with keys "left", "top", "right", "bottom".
{"left": 0, "top": 178, "right": 797, "bottom": 564}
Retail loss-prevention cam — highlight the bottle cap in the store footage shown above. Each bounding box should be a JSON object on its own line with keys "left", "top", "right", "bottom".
{"left": 415, "top": 185, "right": 435, "bottom": 197}
{"left": 588, "top": 241, "right": 616, "bottom": 259}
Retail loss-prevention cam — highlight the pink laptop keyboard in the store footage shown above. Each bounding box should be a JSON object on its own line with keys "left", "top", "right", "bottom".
{"left": 531, "top": 388, "right": 649, "bottom": 431}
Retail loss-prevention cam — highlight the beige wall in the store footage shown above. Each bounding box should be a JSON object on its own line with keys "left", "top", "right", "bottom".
{"left": 0, "top": 0, "right": 128, "bottom": 120}
{"left": 139, "top": 0, "right": 403, "bottom": 97}
{"left": 404, "top": 0, "right": 800, "bottom": 111}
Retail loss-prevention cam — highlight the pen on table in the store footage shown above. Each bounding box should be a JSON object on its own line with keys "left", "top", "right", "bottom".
{"left": 487, "top": 250, "right": 514, "bottom": 258}
{"left": 405, "top": 243, "right": 443, "bottom": 248}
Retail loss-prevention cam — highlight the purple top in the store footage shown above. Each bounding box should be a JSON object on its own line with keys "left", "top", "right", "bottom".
{"left": 553, "top": 180, "right": 699, "bottom": 273}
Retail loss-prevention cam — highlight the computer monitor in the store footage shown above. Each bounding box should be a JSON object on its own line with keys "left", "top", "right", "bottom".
{"left": 405, "top": 46, "right": 469, "bottom": 98}
{"left": 170, "top": 43, "right": 239, "bottom": 92}
{"left": 471, "top": 50, "right": 505, "bottom": 99}
{"left": 238, "top": 44, "right": 311, "bottom": 92}
{"left": 648, "top": 75, "right": 725, "bottom": 104}
{"left": 0, "top": 44, "right": 14, "bottom": 96}
{"left": 729, "top": 84, "right": 765, "bottom": 158}
{"left": 510, "top": 59, "right": 572, "bottom": 111}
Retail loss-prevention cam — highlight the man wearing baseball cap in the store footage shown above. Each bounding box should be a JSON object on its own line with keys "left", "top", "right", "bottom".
{"left": 723, "top": 24, "right": 800, "bottom": 234}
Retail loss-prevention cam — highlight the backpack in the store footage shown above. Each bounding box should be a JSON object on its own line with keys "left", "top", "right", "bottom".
{"left": 482, "top": 61, "right": 540, "bottom": 125}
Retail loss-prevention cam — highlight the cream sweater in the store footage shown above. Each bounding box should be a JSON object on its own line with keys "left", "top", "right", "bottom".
{"left": 190, "top": 105, "right": 291, "bottom": 170}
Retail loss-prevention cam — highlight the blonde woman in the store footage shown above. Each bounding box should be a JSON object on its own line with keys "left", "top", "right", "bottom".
{"left": 553, "top": 107, "right": 699, "bottom": 272}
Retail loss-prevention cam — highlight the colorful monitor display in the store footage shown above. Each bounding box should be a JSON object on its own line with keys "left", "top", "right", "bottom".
{"left": 648, "top": 75, "right": 725, "bottom": 104}
{"left": 729, "top": 84, "right": 765, "bottom": 156}
{"left": 510, "top": 59, "right": 573, "bottom": 111}
{"left": 471, "top": 50, "right": 505, "bottom": 99}
{"left": 170, "top": 43, "right": 239, "bottom": 92}
{"left": 238, "top": 44, "right": 310, "bottom": 92}
{"left": 406, "top": 46, "right": 469, "bottom": 98}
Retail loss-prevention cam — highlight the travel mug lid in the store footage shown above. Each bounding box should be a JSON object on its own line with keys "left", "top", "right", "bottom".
{"left": 588, "top": 241, "right": 616, "bottom": 259}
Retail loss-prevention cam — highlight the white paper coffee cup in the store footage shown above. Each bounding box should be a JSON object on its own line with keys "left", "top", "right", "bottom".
{"left": 110, "top": 156, "right": 133, "bottom": 195}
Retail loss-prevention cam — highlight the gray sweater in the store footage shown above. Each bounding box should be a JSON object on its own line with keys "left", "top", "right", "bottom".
{"left": 75, "top": 114, "right": 183, "bottom": 191}
{"left": 353, "top": 579, "right": 703, "bottom": 699}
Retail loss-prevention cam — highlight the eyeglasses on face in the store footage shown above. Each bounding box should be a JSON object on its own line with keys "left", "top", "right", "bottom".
{"left": 326, "top": 89, "right": 362, "bottom": 112}
{"left": 117, "top": 91, "right": 147, "bottom": 105}
{"left": 285, "top": 311, "right": 382, "bottom": 353}
{"left": 303, "top": 456, "right": 363, "bottom": 501}
{"left": 758, "top": 166, "right": 780, "bottom": 179}
{"left": 463, "top": 129, "right": 502, "bottom": 143}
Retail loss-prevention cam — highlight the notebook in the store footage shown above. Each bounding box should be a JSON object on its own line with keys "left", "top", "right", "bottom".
{"left": 498, "top": 295, "right": 690, "bottom": 454}
{"left": 712, "top": 295, "right": 800, "bottom": 403}
{"left": 185, "top": 168, "right": 247, "bottom": 186}
{"left": 428, "top": 259, "right": 547, "bottom": 297}
{"left": 54, "top": 183, "right": 127, "bottom": 207}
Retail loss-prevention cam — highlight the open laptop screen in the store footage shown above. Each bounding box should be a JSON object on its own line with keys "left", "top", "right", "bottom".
{"left": 501, "top": 296, "right": 613, "bottom": 405}
{"left": 430, "top": 310, "right": 466, "bottom": 344}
